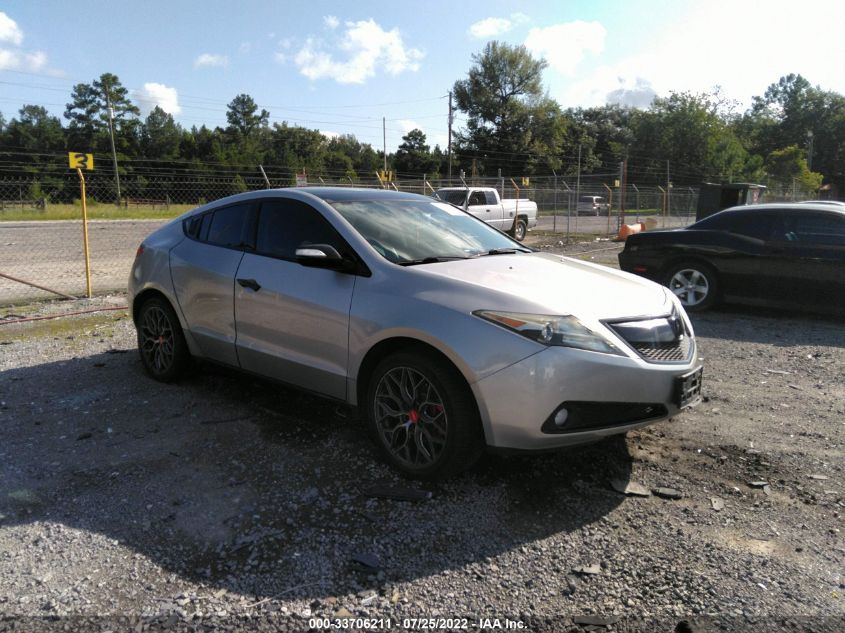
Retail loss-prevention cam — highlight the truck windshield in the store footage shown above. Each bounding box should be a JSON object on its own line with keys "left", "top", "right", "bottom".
{"left": 331, "top": 198, "right": 522, "bottom": 264}
{"left": 434, "top": 190, "right": 467, "bottom": 206}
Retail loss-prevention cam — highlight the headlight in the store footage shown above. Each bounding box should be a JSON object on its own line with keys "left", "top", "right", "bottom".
{"left": 474, "top": 310, "right": 624, "bottom": 355}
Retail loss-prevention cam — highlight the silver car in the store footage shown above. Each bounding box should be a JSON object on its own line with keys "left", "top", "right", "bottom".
{"left": 129, "top": 188, "right": 702, "bottom": 479}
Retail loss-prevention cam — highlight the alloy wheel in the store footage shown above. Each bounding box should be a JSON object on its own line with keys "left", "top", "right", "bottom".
{"left": 373, "top": 366, "right": 448, "bottom": 469}
{"left": 139, "top": 305, "right": 175, "bottom": 374}
{"left": 669, "top": 268, "right": 710, "bottom": 307}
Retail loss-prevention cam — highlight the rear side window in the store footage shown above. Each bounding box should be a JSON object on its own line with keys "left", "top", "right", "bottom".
{"left": 206, "top": 203, "right": 255, "bottom": 248}
{"left": 485, "top": 191, "right": 498, "bottom": 205}
{"left": 256, "top": 199, "right": 345, "bottom": 259}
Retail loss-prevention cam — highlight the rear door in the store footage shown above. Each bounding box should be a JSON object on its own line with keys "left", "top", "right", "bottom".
{"left": 170, "top": 201, "right": 256, "bottom": 366}
{"left": 234, "top": 198, "right": 357, "bottom": 399}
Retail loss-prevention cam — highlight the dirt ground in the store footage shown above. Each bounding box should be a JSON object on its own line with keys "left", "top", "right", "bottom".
{"left": 0, "top": 245, "right": 843, "bottom": 632}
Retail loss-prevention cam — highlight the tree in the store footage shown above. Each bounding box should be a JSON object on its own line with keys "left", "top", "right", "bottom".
{"left": 64, "top": 73, "right": 140, "bottom": 150}
{"left": 394, "top": 129, "right": 436, "bottom": 175}
{"left": 226, "top": 94, "right": 269, "bottom": 138}
{"left": 141, "top": 107, "right": 181, "bottom": 159}
{"left": 452, "top": 41, "right": 565, "bottom": 175}
{"left": 631, "top": 91, "right": 754, "bottom": 184}
{"left": 740, "top": 74, "right": 845, "bottom": 190}
{"left": 764, "top": 145, "right": 823, "bottom": 192}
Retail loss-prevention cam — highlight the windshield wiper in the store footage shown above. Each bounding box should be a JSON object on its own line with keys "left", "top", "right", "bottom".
{"left": 476, "top": 247, "right": 531, "bottom": 256}
{"left": 397, "top": 256, "right": 471, "bottom": 266}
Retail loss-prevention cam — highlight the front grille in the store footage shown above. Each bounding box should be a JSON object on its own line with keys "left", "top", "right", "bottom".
{"left": 607, "top": 308, "right": 694, "bottom": 364}
{"left": 631, "top": 338, "right": 692, "bottom": 362}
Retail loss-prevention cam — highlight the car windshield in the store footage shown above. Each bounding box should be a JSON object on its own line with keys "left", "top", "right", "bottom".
{"left": 330, "top": 198, "right": 525, "bottom": 264}
{"left": 434, "top": 190, "right": 468, "bottom": 206}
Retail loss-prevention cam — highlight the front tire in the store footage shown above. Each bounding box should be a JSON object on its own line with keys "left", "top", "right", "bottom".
{"left": 664, "top": 262, "right": 719, "bottom": 311}
{"left": 136, "top": 297, "right": 191, "bottom": 382}
{"left": 365, "top": 351, "right": 483, "bottom": 480}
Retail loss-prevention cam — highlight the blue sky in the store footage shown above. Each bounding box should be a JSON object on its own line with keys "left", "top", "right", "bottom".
{"left": 2, "top": 0, "right": 844, "bottom": 152}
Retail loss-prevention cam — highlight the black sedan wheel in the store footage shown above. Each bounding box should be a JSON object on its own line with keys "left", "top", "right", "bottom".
{"left": 137, "top": 297, "right": 190, "bottom": 382}
{"left": 665, "top": 263, "right": 719, "bottom": 311}
{"left": 366, "top": 351, "right": 483, "bottom": 480}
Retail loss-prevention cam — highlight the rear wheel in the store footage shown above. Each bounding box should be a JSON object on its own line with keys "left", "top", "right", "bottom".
{"left": 137, "top": 297, "right": 191, "bottom": 382}
{"left": 365, "top": 351, "right": 483, "bottom": 480}
{"left": 510, "top": 218, "right": 527, "bottom": 241}
{"left": 664, "top": 262, "right": 719, "bottom": 311}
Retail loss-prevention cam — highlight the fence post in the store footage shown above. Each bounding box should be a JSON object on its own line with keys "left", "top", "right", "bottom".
{"left": 76, "top": 167, "right": 92, "bottom": 298}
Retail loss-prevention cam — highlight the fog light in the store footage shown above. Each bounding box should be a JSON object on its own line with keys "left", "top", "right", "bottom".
{"left": 553, "top": 408, "right": 569, "bottom": 427}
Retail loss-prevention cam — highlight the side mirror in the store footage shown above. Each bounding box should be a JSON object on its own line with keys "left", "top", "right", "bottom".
{"left": 295, "top": 243, "right": 353, "bottom": 272}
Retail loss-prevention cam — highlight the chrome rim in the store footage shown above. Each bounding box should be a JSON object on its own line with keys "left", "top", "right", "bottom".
{"left": 140, "top": 306, "right": 175, "bottom": 374}
{"left": 669, "top": 268, "right": 709, "bottom": 307}
{"left": 373, "top": 367, "right": 448, "bottom": 468}
{"left": 515, "top": 222, "right": 526, "bottom": 240}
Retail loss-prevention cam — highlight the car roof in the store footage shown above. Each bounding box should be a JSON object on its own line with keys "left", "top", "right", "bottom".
{"left": 716, "top": 202, "right": 845, "bottom": 215}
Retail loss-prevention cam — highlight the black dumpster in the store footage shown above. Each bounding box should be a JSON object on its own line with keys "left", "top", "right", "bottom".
{"left": 696, "top": 183, "right": 766, "bottom": 220}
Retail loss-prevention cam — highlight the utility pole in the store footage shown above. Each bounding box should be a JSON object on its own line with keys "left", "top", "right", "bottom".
{"left": 574, "top": 144, "right": 581, "bottom": 238}
{"left": 666, "top": 159, "right": 671, "bottom": 219}
{"left": 103, "top": 77, "right": 121, "bottom": 203}
{"left": 618, "top": 160, "right": 626, "bottom": 229}
{"left": 447, "top": 91, "right": 453, "bottom": 181}
{"left": 382, "top": 117, "right": 387, "bottom": 175}
{"left": 807, "top": 130, "right": 814, "bottom": 172}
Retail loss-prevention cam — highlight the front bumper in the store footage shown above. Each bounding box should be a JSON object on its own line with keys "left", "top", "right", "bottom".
{"left": 471, "top": 345, "right": 699, "bottom": 450}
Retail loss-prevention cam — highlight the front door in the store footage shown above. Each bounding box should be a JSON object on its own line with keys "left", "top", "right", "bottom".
{"left": 234, "top": 198, "right": 356, "bottom": 399}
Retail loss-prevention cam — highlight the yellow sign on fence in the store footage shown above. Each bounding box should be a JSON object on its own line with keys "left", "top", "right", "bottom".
{"left": 68, "top": 152, "right": 94, "bottom": 170}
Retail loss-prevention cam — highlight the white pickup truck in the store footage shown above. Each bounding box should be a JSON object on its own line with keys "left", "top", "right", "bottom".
{"left": 434, "top": 187, "right": 538, "bottom": 241}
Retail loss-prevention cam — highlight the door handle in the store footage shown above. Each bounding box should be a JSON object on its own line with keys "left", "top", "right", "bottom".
{"left": 237, "top": 278, "right": 261, "bottom": 291}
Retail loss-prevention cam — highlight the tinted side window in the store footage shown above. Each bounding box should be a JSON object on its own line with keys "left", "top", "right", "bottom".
{"left": 256, "top": 199, "right": 344, "bottom": 259}
{"left": 206, "top": 203, "right": 255, "bottom": 248}
{"left": 725, "top": 212, "right": 775, "bottom": 240}
{"left": 782, "top": 212, "right": 845, "bottom": 244}
{"left": 468, "top": 191, "right": 487, "bottom": 206}
{"left": 485, "top": 191, "right": 498, "bottom": 205}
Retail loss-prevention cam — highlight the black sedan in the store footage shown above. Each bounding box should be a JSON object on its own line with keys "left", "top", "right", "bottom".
{"left": 618, "top": 203, "right": 845, "bottom": 313}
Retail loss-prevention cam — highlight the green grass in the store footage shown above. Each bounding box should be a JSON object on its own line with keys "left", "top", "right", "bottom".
{"left": 0, "top": 203, "right": 195, "bottom": 221}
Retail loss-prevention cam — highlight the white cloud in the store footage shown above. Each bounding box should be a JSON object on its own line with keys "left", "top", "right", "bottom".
{"left": 321, "top": 130, "right": 341, "bottom": 140}
{"left": 324, "top": 15, "right": 339, "bottom": 30}
{"left": 294, "top": 19, "right": 423, "bottom": 84}
{"left": 0, "top": 48, "right": 47, "bottom": 72}
{"left": 398, "top": 119, "right": 421, "bottom": 134}
{"left": 134, "top": 82, "right": 181, "bottom": 116}
{"left": 193, "top": 53, "right": 228, "bottom": 68}
{"left": 525, "top": 21, "right": 605, "bottom": 75}
{"left": 0, "top": 12, "right": 52, "bottom": 73}
{"left": 554, "top": 0, "right": 845, "bottom": 109}
{"left": 0, "top": 12, "right": 23, "bottom": 45}
{"left": 468, "top": 13, "right": 529, "bottom": 39}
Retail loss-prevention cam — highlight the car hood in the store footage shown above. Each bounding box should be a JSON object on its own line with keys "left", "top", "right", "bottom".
{"left": 420, "top": 252, "right": 671, "bottom": 320}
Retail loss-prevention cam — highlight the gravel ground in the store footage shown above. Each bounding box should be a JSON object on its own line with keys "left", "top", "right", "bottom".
{"left": 0, "top": 245, "right": 843, "bottom": 632}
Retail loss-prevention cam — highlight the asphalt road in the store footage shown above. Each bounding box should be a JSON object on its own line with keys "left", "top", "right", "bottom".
{"left": 0, "top": 219, "right": 166, "bottom": 305}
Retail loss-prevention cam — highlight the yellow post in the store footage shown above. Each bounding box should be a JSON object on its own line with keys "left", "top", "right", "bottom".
{"left": 77, "top": 167, "right": 92, "bottom": 298}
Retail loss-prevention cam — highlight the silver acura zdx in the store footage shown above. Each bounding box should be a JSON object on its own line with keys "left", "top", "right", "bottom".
{"left": 129, "top": 188, "right": 702, "bottom": 479}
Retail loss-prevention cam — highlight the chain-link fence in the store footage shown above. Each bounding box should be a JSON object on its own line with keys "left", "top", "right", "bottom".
{"left": 0, "top": 168, "right": 828, "bottom": 306}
